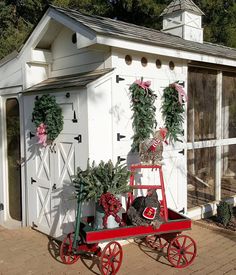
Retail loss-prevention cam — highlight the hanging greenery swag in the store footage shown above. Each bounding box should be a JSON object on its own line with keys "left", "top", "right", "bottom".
{"left": 129, "top": 78, "right": 157, "bottom": 151}
{"left": 32, "top": 94, "right": 64, "bottom": 145}
{"left": 161, "top": 82, "right": 187, "bottom": 143}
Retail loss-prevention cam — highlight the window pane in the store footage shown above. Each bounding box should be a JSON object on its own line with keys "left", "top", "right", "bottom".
{"left": 188, "top": 68, "right": 217, "bottom": 142}
{"left": 221, "top": 144, "right": 236, "bottom": 199}
{"left": 6, "top": 98, "right": 22, "bottom": 221}
{"left": 222, "top": 72, "right": 236, "bottom": 138}
{"left": 187, "top": 147, "right": 216, "bottom": 208}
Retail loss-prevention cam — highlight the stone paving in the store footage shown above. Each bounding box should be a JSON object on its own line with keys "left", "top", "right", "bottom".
{"left": 0, "top": 221, "right": 235, "bottom": 275}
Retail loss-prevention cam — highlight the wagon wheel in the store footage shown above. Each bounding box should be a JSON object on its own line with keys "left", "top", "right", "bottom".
{"left": 167, "top": 235, "right": 197, "bottom": 268}
{"left": 99, "top": 241, "right": 123, "bottom": 275}
{"left": 145, "top": 235, "right": 168, "bottom": 251}
{"left": 60, "top": 232, "right": 80, "bottom": 264}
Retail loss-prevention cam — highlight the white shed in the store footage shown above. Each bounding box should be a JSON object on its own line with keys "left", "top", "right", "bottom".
{"left": 0, "top": 0, "right": 236, "bottom": 237}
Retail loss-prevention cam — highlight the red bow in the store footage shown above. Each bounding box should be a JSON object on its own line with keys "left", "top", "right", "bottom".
{"left": 135, "top": 79, "right": 151, "bottom": 90}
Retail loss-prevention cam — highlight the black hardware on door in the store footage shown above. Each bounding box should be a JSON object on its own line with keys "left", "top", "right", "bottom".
{"left": 31, "top": 177, "right": 36, "bottom": 184}
{"left": 178, "top": 149, "right": 184, "bottom": 155}
{"left": 178, "top": 81, "right": 185, "bottom": 87}
{"left": 32, "top": 222, "right": 38, "bottom": 228}
{"left": 74, "top": 134, "right": 82, "bottom": 143}
{"left": 117, "top": 156, "right": 126, "bottom": 162}
{"left": 179, "top": 207, "right": 185, "bottom": 214}
{"left": 116, "top": 75, "right": 125, "bottom": 83}
{"left": 52, "top": 184, "right": 57, "bottom": 190}
{"left": 66, "top": 92, "right": 70, "bottom": 98}
{"left": 72, "top": 111, "right": 78, "bottom": 123}
{"left": 117, "top": 133, "right": 126, "bottom": 141}
{"left": 29, "top": 132, "right": 35, "bottom": 139}
{"left": 0, "top": 203, "right": 4, "bottom": 211}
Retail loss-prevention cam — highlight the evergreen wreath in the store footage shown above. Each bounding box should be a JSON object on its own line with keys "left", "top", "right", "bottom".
{"left": 32, "top": 94, "right": 64, "bottom": 143}
{"left": 129, "top": 78, "right": 157, "bottom": 151}
{"left": 161, "top": 82, "right": 187, "bottom": 142}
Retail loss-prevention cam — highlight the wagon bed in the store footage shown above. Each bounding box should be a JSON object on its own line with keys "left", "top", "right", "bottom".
{"left": 81, "top": 208, "right": 191, "bottom": 244}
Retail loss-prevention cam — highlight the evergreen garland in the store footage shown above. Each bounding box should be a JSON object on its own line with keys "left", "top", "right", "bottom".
{"left": 32, "top": 94, "right": 64, "bottom": 142}
{"left": 129, "top": 78, "right": 157, "bottom": 151}
{"left": 161, "top": 83, "right": 186, "bottom": 142}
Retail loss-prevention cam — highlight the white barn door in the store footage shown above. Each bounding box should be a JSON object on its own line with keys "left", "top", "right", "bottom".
{"left": 25, "top": 92, "right": 80, "bottom": 237}
{"left": 113, "top": 75, "right": 186, "bottom": 212}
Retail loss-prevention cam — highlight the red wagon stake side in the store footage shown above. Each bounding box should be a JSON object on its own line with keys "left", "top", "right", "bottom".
{"left": 60, "top": 164, "right": 197, "bottom": 274}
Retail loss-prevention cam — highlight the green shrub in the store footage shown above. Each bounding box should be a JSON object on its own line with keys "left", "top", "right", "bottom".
{"left": 216, "top": 201, "right": 233, "bottom": 226}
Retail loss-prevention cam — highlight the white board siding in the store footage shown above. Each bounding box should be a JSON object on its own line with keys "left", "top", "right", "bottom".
{"left": 109, "top": 50, "right": 188, "bottom": 213}
{"left": 25, "top": 64, "right": 49, "bottom": 89}
{"left": 51, "top": 26, "right": 109, "bottom": 77}
{"left": 0, "top": 58, "right": 23, "bottom": 90}
{"left": 87, "top": 77, "right": 113, "bottom": 163}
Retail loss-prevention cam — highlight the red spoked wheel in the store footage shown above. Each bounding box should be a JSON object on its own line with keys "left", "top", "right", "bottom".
{"left": 145, "top": 235, "right": 168, "bottom": 251}
{"left": 60, "top": 232, "right": 80, "bottom": 264}
{"left": 167, "top": 235, "right": 197, "bottom": 268}
{"left": 99, "top": 241, "right": 123, "bottom": 275}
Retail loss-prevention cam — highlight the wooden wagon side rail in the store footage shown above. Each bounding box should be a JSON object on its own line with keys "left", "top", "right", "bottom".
{"left": 83, "top": 209, "right": 191, "bottom": 244}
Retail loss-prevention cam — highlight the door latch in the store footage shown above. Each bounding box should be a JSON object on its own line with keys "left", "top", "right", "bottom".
{"left": 178, "top": 149, "right": 184, "bottom": 155}
{"left": 0, "top": 203, "right": 4, "bottom": 211}
{"left": 72, "top": 110, "right": 78, "bottom": 123}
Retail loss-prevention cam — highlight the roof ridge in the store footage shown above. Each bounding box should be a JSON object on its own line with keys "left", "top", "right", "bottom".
{"left": 51, "top": 5, "right": 163, "bottom": 34}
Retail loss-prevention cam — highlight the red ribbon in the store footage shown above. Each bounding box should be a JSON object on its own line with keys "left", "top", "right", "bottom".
{"left": 36, "top": 123, "right": 47, "bottom": 147}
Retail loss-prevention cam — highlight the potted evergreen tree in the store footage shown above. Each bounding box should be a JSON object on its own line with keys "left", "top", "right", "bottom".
{"left": 73, "top": 160, "right": 131, "bottom": 228}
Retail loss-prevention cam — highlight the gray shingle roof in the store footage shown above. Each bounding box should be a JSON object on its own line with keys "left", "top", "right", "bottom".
{"left": 160, "top": 0, "right": 204, "bottom": 16}
{"left": 52, "top": 5, "right": 236, "bottom": 61}
{"left": 25, "top": 69, "right": 113, "bottom": 92}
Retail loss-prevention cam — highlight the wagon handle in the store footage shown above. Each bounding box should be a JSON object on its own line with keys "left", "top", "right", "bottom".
{"left": 73, "top": 183, "right": 83, "bottom": 250}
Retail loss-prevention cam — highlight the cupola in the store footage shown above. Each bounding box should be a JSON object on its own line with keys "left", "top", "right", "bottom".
{"left": 161, "top": 0, "right": 204, "bottom": 43}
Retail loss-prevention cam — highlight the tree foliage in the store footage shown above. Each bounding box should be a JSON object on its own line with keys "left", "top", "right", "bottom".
{"left": 1, "top": 0, "right": 236, "bottom": 60}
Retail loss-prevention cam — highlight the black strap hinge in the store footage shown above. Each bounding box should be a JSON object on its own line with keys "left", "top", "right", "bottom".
{"left": 117, "top": 133, "right": 126, "bottom": 141}
{"left": 117, "top": 156, "right": 126, "bottom": 162}
{"left": 30, "top": 132, "right": 35, "bottom": 139}
{"left": 31, "top": 177, "right": 36, "bottom": 184}
{"left": 74, "top": 135, "right": 82, "bottom": 143}
{"left": 116, "top": 75, "right": 125, "bottom": 83}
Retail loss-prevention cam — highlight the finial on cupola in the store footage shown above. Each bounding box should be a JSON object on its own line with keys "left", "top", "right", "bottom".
{"left": 160, "top": 0, "right": 204, "bottom": 43}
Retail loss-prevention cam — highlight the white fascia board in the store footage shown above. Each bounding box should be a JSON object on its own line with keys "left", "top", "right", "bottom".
{"left": 49, "top": 9, "right": 97, "bottom": 49}
{"left": 18, "top": 12, "right": 52, "bottom": 60}
{"left": 96, "top": 35, "right": 236, "bottom": 67}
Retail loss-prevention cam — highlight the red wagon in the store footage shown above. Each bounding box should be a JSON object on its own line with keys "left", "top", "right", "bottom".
{"left": 60, "top": 164, "right": 197, "bottom": 274}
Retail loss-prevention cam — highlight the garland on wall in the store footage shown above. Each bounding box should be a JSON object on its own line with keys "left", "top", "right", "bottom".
{"left": 32, "top": 94, "right": 64, "bottom": 146}
{"left": 129, "top": 78, "right": 157, "bottom": 151}
{"left": 161, "top": 82, "right": 188, "bottom": 143}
